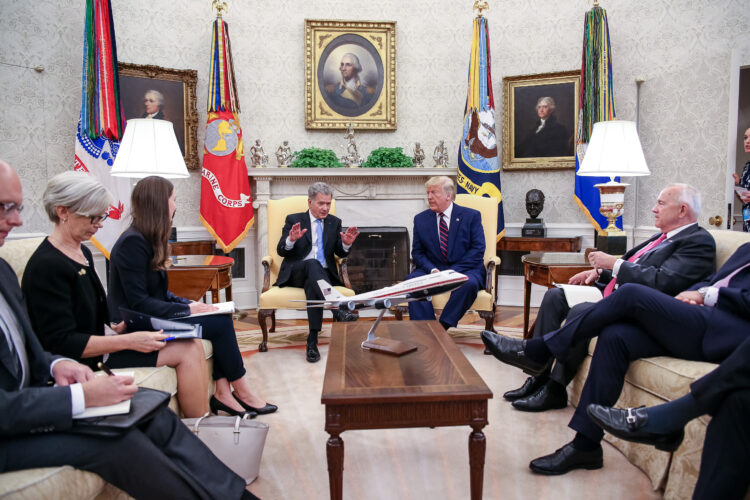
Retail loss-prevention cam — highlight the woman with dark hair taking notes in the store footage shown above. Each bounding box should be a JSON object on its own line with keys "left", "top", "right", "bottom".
{"left": 107, "top": 175, "right": 276, "bottom": 417}
{"left": 22, "top": 172, "right": 209, "bottom": 417}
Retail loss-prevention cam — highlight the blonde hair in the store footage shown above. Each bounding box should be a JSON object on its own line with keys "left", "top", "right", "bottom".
{"left": 425, "top": 176, "right": 455, "bottom": 200}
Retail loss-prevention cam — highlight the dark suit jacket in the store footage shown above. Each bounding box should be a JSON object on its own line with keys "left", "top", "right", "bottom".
{"left": 0, "top": 258, "right": 73, "bottom": 438}
{"left": 518, "top": 115, "right": 571, "bottom": 158}
{"left": 275, "top": 212, "right": 350, "bottom": 287}
{"left": 597, "top": 224, "right": 716, "bottom": 296}
{"left": 107, "top": 227, "right": 191, "bottom": 323}
{"left": 411, "top": 204, "right": 486, "bottom": 282}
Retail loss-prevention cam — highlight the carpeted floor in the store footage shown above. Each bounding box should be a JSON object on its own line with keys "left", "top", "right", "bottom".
{"left": 238, "top": 325, "right": 662, "bottom": 500}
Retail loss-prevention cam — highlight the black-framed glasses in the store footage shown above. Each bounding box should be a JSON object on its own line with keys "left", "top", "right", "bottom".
{"left": 0, "top": 201, "right": 23, "bottom": 219}
{"left": 79, "top": 213, "right": 109, "bottom": 224}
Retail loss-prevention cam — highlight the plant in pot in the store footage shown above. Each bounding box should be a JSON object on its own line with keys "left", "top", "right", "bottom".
{"left": 361, "top": 147, "right": 412, "bottom": 168}
{"left": 289, "top": 147, "right": 344, "bottom": 168}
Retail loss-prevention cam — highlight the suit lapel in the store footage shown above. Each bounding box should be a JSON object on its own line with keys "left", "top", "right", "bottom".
{"left": 301, "top": 212, "right": 313, "bottom": 252}
{"left": 0, "top": 280, "right": 25, "bottom": 385}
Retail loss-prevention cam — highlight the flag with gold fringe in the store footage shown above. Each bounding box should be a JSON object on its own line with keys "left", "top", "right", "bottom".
{"left": 200, "top": 16, "right": 254, "bottom": 253}
{"left": 74, "top": 0, "right": 131, "bottom": 257}
{"left": 574, "top": 4, "right": 618, "bottom": 233}
{"left": 457, "top": 14, "right": 505, "bottom": 239}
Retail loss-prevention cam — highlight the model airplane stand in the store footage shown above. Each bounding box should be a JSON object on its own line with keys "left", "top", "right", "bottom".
{"left": 361, "top": 309, "right": 418, "bottom": 356}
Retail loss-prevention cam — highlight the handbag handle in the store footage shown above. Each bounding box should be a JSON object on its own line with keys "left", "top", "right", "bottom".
{"left": 191, "top": 412, "right": 249, "bottom": 445}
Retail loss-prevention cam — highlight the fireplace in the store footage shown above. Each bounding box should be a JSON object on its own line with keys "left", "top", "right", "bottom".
{"left": 345, "top": 227, "right": 410, "bottom": 293}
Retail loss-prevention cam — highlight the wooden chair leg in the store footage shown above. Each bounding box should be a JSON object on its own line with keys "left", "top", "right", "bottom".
{"left": 270, "top": 310, "right": 277, "bottom": 333}
{"left": 478, "top": 310, "right": 495, "bottom": 333}
{"left": 393, "top": 305, "right": 408, "bottom": 321}
{"left": 257, "top": 309, "right": 273, "bottom": 352}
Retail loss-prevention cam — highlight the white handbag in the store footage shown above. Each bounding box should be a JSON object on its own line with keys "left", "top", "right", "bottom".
{"left": 182, "top": 414, "right": 269, "bottom": 484}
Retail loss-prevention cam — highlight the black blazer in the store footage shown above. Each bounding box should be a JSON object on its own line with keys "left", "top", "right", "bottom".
{"left": 275, "top": 212, "right": 350, "bottom": 287}
{"left": 597, "top": 224, "right": 716, "bottom": 296}
{"left": 107, "top": 227, "right": 191, "bottom": 323}
{"left": 0, "top": 258, "right": 73, "bottom": 438}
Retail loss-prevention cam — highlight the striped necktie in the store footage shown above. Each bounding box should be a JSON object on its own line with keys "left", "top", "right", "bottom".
{"left": 439, "top": 212, "right": 448, "bottom": 262}
{"left": 602, "top": 233, "right": 667, "bottom": 297}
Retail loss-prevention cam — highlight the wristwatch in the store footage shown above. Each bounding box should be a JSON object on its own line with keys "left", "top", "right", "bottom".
{"left": 697, "top": 287, "right": 709, "bottom": 299}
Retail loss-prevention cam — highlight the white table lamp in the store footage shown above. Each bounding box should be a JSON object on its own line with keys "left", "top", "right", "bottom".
{"left": 110, "top": 119, "right": 190, "bottom": 179}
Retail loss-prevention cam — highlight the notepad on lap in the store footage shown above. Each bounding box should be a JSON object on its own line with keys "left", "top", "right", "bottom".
{"left": 554, "top": 284, "right": 603, "bottom": 308}
{"left": 73, "top": 371, "right": 133, "bottom": 419}
{"left": 187, "top": 301, "right": 235, "bottom": 318}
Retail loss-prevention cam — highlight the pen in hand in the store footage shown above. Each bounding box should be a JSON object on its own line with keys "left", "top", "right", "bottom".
{"left": 97, "top": 361, "right": 115, "bottom": 376}
{"left": 163, "top": 336, "right": 176, "bottom": 342}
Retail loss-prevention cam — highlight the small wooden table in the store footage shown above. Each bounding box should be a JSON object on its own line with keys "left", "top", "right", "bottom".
{"left": 167, "top": 255, "right": 234, "bottom": 303}
{"left": 522, "top": 252, "right": 592, "bottom": 338}
{"left": 321, "top": 321, "right": 493, "bottom": 500}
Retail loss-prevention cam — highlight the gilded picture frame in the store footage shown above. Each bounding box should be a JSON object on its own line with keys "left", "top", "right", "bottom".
{"left": 305, "top": 19, "right": 396, "bottom": 130}
{"left": 502, "top": 71, "right": 580, "bottom": 170}
{"left": 118, "top": 62, "right": 199, "bottom": 170}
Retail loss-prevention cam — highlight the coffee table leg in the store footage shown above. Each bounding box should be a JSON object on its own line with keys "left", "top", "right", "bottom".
{"left": 326, "top": 432, "right": 344, "bottom": 500}
{"left": 468, "top": 425, "right": 486, "bottom": 500}
{"left": 523, "top": 276, "right": 532, "bottom": 339}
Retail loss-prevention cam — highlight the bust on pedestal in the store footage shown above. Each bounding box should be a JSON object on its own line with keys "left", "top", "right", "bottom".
{"left": 522, "top": 189, "right": 546, "bottom": 237}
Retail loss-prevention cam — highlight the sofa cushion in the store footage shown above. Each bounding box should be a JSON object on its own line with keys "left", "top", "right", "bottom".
{"left": 0, "top": 467, "right": 106, "bottom": 500}
{"left": 623, "top": 356, "right": 717, "bottom": 403}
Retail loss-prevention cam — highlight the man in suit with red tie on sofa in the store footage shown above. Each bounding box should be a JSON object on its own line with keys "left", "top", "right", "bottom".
{"left": 407, "top": 176, "right": 486, "bottom": 329}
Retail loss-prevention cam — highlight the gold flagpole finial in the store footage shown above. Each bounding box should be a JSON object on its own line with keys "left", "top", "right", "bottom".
{"left": 212, "top": 0, "right": 228, "bottom": 18}
{"left": 473, "top": 1, "right": 489, "bottom": 17}
{"left": 593, "top": 0, "right": 600, "bottom": 7}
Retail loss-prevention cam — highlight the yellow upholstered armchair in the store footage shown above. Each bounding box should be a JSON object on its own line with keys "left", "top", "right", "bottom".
{"left": 257, "top": 196, "right": 356, "bottom": 351}
{"left": 396, "top": 194, "right": 501, "bottom": 331}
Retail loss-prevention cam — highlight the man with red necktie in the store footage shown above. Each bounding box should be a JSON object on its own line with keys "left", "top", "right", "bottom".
{"left": 484, "top": 183, "right": 715, "bottom": 413}
{"left": 407, "top": 176, "right": 486, "bottom": 330}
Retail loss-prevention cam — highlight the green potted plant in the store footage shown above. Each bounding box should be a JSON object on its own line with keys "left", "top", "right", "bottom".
{"left": 289, "top": 147, "right": 344, "bottom": 168}
{"left": 361, "top": 147, "right": 413, "bottom": 168}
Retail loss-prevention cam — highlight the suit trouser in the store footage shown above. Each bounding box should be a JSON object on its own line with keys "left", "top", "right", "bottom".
{"left": 406, "top": 269, "right": 482, "bottom": 328}
{"left": 2, "top": 407, "right": 248, "bottom": 500}
{"left": 283, "top": 259, "right": 336, "bottom": 332}
{"left": 175, "top": 314, "right": 246, "bottom": 381}
{"left": 532, "top": 288, "right": 593, "bottom": 385}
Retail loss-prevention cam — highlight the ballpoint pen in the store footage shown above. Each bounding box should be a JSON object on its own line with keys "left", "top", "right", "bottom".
{"left": 97, "top": 361, "right": 115, "bottom": 376}
{"left": 163, "top": 336, "right": 177, "bottom": 342}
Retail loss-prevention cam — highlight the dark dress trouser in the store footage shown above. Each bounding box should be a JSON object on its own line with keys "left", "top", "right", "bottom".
{"left": 406, "top": 269, "right": 482, "bottom": 328}
{"left": 3, "top": 408, "right": 248, "bottom": 500}
{"left": 282, "top": 258, "right": 338, "bottom": 332}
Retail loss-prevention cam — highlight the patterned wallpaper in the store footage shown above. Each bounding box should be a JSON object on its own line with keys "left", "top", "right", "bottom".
{"left": 1, "top": 0, "right": 749, "bottom": 235}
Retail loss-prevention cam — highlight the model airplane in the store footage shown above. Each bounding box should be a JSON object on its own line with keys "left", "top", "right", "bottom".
{"left": 293, "top": 269, "right": 468, "bottom": 312}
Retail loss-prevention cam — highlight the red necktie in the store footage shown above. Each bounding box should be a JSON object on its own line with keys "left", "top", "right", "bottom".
{"left": 602, "top": 233, "right": 667, "bottom": 297}
{"left": 439, "top": 212, "right": 448, "bottom": 262}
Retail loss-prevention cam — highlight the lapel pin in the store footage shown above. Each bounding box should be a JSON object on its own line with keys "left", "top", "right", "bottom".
{"left": 78, "top": 269, "right": 87, "bottom": 276}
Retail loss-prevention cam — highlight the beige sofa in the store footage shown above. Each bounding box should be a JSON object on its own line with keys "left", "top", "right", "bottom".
{"left": 0, "top": 236, "right": 215, "bottom": 500}
{"left": 568, "top": 229, "right": 750, "bottom": 500}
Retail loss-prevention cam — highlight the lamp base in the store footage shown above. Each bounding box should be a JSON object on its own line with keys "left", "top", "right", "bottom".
{"left": 595, "top": 233, "right": 627, "bottom": 255}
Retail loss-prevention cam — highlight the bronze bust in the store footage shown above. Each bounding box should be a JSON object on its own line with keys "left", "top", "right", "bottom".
{"left": 525, "top": 189, "right": 545, "bottom": 219}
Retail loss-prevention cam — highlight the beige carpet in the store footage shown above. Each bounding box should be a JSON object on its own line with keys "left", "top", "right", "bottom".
{"left": 238, "top": 328, "right": 661, "bottom": 500}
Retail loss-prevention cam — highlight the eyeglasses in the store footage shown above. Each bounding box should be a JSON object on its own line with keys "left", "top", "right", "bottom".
{"left": 78, "top": 213, "right": 110, "bottom": 224}
{"left": 0, "top": 201, "right": 24, "bottom": 219}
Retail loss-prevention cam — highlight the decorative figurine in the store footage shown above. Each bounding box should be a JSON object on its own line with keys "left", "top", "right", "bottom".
{"left": 341, "top": 123, "right": 362, "bottom": 168}
{"left": 250, "top": 139, "right": 268, "bottom": 168}
{"left": 276, "top": 140, "right": 292, "bottom": 167}
{"left": 412, "top": 142, "right": 425, "bottom": 168}
{"left": 522, "top": 188, "right": 547, "bottom": 237}
{"left": 433, "top": 140, "right": 449, "bottom": 168}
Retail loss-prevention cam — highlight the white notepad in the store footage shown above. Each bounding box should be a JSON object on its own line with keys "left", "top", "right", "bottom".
{"left": 73, "top": 371, "right": 133, "bottom": 419}
{"left": 554, "top": 284, "right": 603, "bottom": 308}
{"left": 187, "top": 301, "right": 235, "bottom": 318}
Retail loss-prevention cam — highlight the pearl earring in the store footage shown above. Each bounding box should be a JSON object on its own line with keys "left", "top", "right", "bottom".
{"left": 62, "top": 218, "right": 67, "bottom": 223}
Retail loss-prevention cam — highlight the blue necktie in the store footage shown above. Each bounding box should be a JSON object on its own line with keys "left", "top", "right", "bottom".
{"left": 316, "top": 219, "right": 326, "bottom": 267}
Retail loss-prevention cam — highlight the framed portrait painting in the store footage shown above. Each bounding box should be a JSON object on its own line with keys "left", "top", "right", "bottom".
{"left": 117, "top": 62, "right": 199, "bottom": 170}
{"left": 501, "top": 71, "right": 580, "bottom": 170}
{"left": 305, "top": 19, "right": 396, "bottom": 130}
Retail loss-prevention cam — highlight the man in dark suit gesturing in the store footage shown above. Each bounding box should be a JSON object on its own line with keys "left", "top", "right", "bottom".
{"left": 0, "top": 161, "right": 255, "bottom": 499}
{"left": 486, "top": 183, "right": 716, "bottom": 413}
{"left": 407, "top": 176, "right": 486, "bottom": 329}
{"left": 276, "top": 182, "right": 359, "bottom": 362}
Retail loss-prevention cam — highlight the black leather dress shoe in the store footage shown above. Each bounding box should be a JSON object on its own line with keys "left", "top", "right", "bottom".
{"left": 333, "top": 310, "right": 358, "bottom": 322}
{"left": 529, "top": 442, "right": 602, "bottom": 475}
{"left": 480, "top": 331, "right": 552, "bottom": 376}
{"left": 586, "top": 405, "right": 684, "bottom": 452}
{"left": 512, "top": 381, "right": 567, "bottom": 412}
{"left": 232, "top": 392, "right": 279, "bottom": 415}
{"left": 306, "top": 344, "right": 321, "bottom": 363}
{"left": 503, "top": 375, "right": 546, "bottom": 401}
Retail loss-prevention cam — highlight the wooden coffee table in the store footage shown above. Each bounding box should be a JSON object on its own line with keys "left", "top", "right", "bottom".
{"left": 321, "top": 320, "right": 493, "bottom": 500}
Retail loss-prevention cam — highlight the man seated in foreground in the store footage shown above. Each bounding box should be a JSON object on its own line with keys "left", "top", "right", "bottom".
{"left": 486, "top": 183, "right": 715, "bottom": 412}
{"left": 407, "top": 176, "right": 486, "bottom": 329}
{"left": 0, "top": 160, "right": 256, "bottom": 499}
{"left": 588, "top": 335, "right": 750, "bottom": 500}
{"left": 482, "top": 239, "right": 750, "bottom": 475}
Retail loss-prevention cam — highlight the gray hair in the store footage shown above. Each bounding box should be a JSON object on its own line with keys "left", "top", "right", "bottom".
{"left": 145, "top": 90, "right": 164, "bottom": 106}
{"left": 43, "top": 171, "right": 113, "bottom": 223}
{"left": 668, "top": 183, "right": 701, "bottom": 217}
{"left": 341, "top": 53, "right": 362, "bottom": 73}
{"left": 536, "top": 96, "right": 556, "bottom": 113}
{"left": 308, "top": 182, "right": 333, "bottom": 200}
{"left": 425, "top": 176, "right": 455, "bottom": 200}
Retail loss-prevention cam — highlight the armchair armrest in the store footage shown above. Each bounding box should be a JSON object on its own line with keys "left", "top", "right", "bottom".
{"left": 335, "top": 256, "right": 352, "bottom": 290}
{"left": 261, "top": 255, "right": 272, "bottom": 292}
{"left": 485, "top": 256, "right": 500, "bottom": 294}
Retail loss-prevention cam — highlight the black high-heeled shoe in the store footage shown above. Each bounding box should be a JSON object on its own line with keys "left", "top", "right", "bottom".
{"left": 232, "top": 392, "right": 278, "bottom": 415}
{"left": 209, "top": 396, "right": 257, "bottom": 418}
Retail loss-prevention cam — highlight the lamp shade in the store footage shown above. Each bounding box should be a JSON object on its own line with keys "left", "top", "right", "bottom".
{"left": 577, "top": 120, "right": 650, "bottom": 178}
{"left": 110, "top": 119, "right": 190, "bottom": 178}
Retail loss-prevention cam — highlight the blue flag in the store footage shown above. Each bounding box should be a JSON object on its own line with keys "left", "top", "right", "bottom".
{"left": 456, "top": 16, "right": 505, "bottom": 239}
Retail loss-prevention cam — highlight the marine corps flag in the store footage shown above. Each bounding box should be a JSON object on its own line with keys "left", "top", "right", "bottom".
{"left": 574, "top": 5, "right": 618, "bottom": 232}
{"left": 200, "top": 17, "right": 254, "bottom": 252}
{"left": 74, "top": 0, "right": 131, "bottom": 257}
{"left": 456, "top": 14, "right": 505, "bottom": 239}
